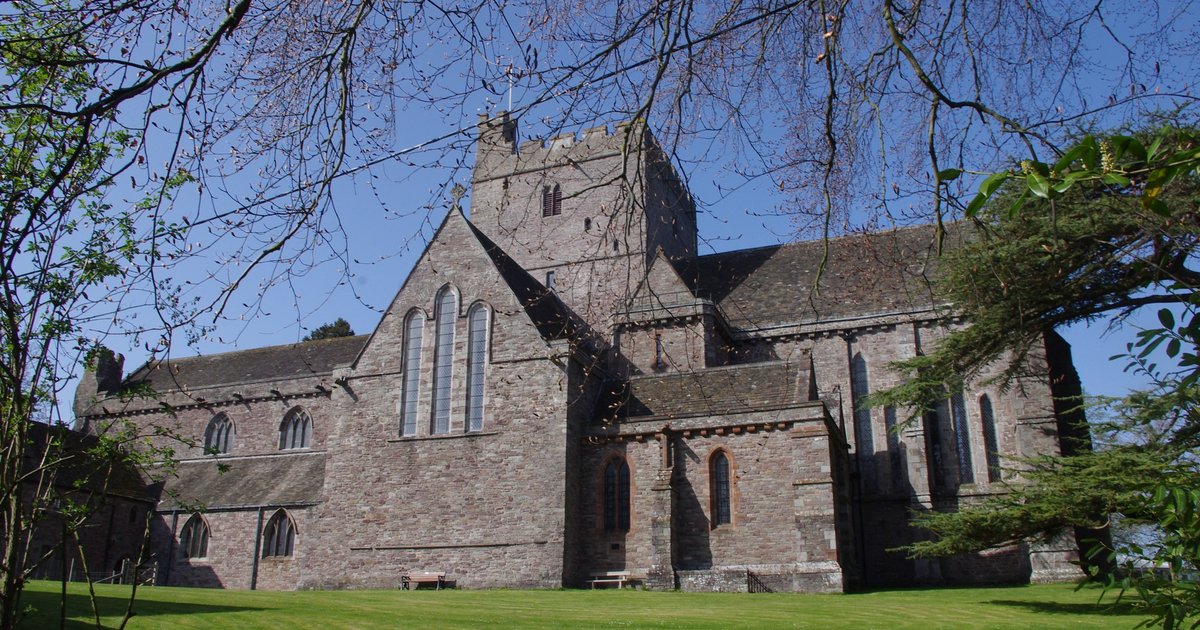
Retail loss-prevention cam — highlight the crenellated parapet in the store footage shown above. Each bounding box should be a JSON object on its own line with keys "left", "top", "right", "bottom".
{"left": 473, "top": 112, "right": 655, "bottom": 184}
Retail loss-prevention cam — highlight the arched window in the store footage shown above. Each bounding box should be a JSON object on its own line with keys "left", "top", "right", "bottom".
{"left": 466, "top": 303, "right": 489, "bottom": 432}
{"left": 262, "top": 510, "right": 295, "bottom": 558}
{"left": 278, "top": 407, "right": 312, "bottom": 450}
{"left": 850, "top": 353, "right": 874, "bottom": 485}
{"left": 204, "top": 413, "right": 234, "bottom": 454}
{"left": 951, "top": 391, "right": 974, "bottom": 484}
{"left": 980, "top": 395, "right": 1002, "bottom": 482}
{"left": 180, "top": 513, "right": 209, "bottom": 559}
{"left": 431, "top": 289, "right": 456, "bottom": 434}
{"left": 710, "top": 451, "right": 733, "bottom": 527}
{"left": 542, "top": 183, "right": 562, "bottom": 217}
{"left": 603, "top": 458, "right": 630, "bottom": 532}
{"left": 400, "top": 311, "right": 424, "bottom": 436}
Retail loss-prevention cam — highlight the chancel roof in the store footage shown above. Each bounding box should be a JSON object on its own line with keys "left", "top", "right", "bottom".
{"left": 597, "top": 360, "right": 816, "bottom": 423}
{"left": 124, "top": 335, "right": 367, "bottom": 393}
{"left": 158, "top": 452, "right": 326, "bottom": 510}
{"left": 690, "top": 224, "right": 962, "bottom": 331}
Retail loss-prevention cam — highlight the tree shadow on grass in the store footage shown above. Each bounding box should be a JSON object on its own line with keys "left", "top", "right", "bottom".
{"left": 986, "top": 599, "right": 1144, "bottom": 617}
{"left": 18, "top": 589, "right": 265, "bottom": 629}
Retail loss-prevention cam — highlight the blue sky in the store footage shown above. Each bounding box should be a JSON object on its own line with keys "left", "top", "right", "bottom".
{"left": 76, "top": 2, "right": 1199, "bottom": 414}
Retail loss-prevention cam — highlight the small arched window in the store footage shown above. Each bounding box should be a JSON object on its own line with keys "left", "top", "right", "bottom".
{"left": 980, "top": 395, "right": 1002, "bottom": 482}
{"left": 262, "top": 510, "right": 295, "bottom": 558}
{"left": 466, "top": 303, "right": 489, "bottom": 432}
{"left": 542, "top": 183, "right": 562, "bottom": 217}
{"left": 603, "top": 458, "right": 631, "bottom": 532}
{"left": 431, "top": 288, "right": 457, "bottom": 435}
{"left": 204, "top": 413, "right": 234, "bottom": 454}
{"left": 710, "top": 451, "right": 733, "bottom": 527}
{"left": 180, "top": 513, "right": 209, "bottom": 559}
{"left": 400, "top": 311, "right": 424, "bottom": 436}
{"left": 279, "top": 407, "right": 312, "bottom": 450}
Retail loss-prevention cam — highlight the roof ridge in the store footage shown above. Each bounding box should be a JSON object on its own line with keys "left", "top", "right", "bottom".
{"left": 695, "top": 221, "right": 953, "bottom": 261}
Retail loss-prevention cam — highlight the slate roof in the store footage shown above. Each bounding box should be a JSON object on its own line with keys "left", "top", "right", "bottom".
{"left": 25, "top": 423, "right": 155, "bottom": 501}
{"left": 689, "top": 224, "right": 964, "bottom": 331}
{"left": 158, "top": 452, "right": 326, "bottom": 510}
{"left": 466, "top": 218, "right": 588, "bottom": 343}
{"left": 597, "top": 360, "right": 816, "bottom": 423}
{"left": 123, "top": 335, "right": 367, "bottom": 393}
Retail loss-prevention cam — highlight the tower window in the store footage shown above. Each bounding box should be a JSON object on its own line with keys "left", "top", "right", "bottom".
{"left": 542, "top": 184, "right": 562, "bottom": 217}
{"left": 545, "top": 270, "right": 556, "bottom": 291}
{"left": 584, "top": 218, "right": 592, "bottom": 231}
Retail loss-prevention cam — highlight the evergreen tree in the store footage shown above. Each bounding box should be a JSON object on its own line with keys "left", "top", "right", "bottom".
{"left": 304, "top": 318, "right": 355, "bottom": 341}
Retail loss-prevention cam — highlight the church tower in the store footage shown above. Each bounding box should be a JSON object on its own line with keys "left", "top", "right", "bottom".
{"left": 469, "top": 112, "right": 697, "bottom": 337}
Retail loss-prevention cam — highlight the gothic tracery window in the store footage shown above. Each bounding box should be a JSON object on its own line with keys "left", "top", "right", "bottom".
{"left": 204, "top": 413, "right": 234, "bottom": 454}
{"left": 279, "top": 407, "right": 312, "bottom": 450}
{"left": 180, "top": 513, "right": 209, "bottom": 559}
{"left": 262, "top": 510, "right": 295, "bottom": 558}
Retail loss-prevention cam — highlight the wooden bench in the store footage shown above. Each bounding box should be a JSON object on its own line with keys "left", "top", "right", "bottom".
{"left": 401, "top": 572, "right": 447, "bottom": 590}
{"left": 586, "top": 570, "right": 633, "bottom": 589}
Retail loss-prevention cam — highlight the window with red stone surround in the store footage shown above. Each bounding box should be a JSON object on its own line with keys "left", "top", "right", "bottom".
{"left": 709, "top": 448, "right": 735, "bottom": 528}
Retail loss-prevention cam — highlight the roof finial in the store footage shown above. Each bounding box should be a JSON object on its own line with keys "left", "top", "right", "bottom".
{"left": 450, "top": 183, "right": 466, "bottom": 213}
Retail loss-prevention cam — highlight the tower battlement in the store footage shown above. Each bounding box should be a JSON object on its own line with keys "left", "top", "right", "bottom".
{"left": 473, "top": 112, "right": 654, "bottom": 184}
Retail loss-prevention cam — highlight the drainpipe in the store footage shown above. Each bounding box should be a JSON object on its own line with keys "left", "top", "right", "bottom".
{"left": 250, "top": 508, "right": 265, "bottom": 590}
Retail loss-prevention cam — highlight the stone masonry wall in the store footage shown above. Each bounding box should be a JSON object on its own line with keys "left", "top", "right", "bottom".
{"left": 303, "top": 210, "right": 578, "bottom": 589}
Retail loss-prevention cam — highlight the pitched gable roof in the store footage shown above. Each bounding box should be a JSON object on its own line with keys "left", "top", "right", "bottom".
{"left": 124, "top": 335, "right": 367, "bottom": 394}
{"left": 158, "top": 452, "right": 326, "bottom": 510}
{"left": 690, "top": 224, "right": 959, "bottom": 331}
{"left": 597, "top": 359, "right": 816, "bottom": 423}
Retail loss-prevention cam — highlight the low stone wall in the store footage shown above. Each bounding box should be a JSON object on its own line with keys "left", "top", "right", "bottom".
{"left": 677, "top": 562, "right": 844, "bottom": 593}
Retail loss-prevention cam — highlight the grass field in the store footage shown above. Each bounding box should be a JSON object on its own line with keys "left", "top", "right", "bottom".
{"left": 18, "top": 580, "right": 1147, "bottom": 629}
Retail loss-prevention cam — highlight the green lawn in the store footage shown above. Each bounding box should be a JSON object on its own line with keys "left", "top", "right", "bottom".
{"left": 18, "top": 580, "right": 1147, "bottom": 629}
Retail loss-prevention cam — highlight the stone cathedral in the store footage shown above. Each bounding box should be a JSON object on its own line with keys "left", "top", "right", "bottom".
{"left": 72, "top": 113, "right": 1087, "bottom": 592}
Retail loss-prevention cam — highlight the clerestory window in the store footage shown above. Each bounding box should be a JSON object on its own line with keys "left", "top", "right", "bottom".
{"left": 204, "top": 413, "right": 234, "bottom": 454}
{"left": 279, "top": 407, "right": 312, "bottom": 450}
